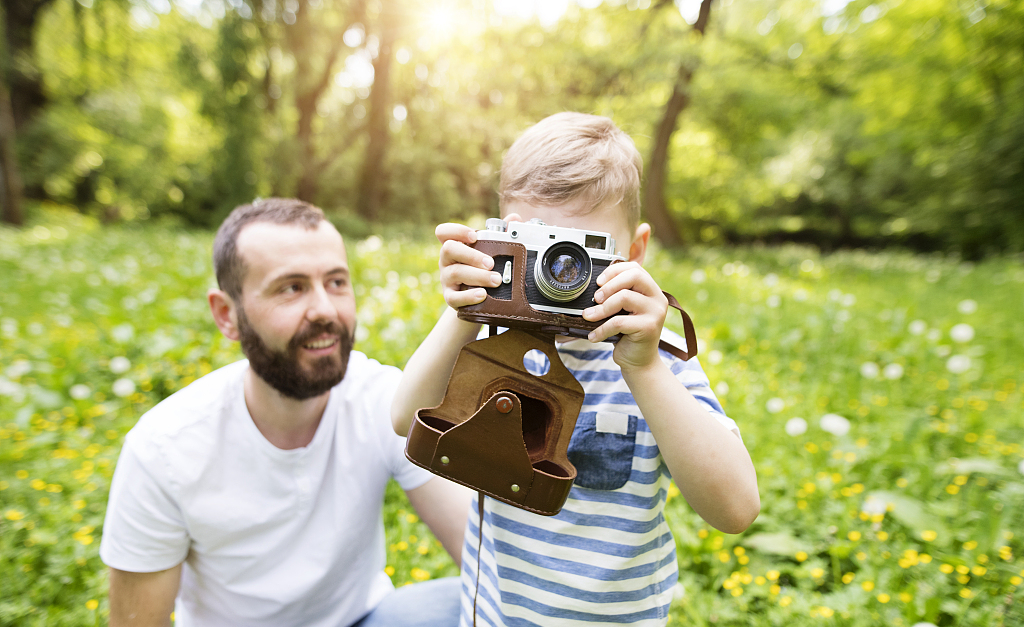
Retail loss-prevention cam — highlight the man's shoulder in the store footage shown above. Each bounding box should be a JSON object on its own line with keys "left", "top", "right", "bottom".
{"left": 128, "top": 360, "right": 246, "bottom": 444}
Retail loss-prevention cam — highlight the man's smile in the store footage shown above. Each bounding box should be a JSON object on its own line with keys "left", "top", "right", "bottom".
{"left": 302, "top": 335, "right": 340, "bottom": 354}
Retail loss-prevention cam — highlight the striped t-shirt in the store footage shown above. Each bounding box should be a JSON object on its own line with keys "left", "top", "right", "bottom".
{"left": 458, "top": 329, "right": 739, "bottom": 627}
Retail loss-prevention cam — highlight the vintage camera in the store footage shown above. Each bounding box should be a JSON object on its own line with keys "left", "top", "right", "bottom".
{"left": 476, "top": 218, "right": 624, "bottom": 317}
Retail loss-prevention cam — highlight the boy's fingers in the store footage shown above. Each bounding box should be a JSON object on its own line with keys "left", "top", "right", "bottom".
{"left": 595, "top": 265, "right": 662, "bottom": 302}
{"left": 445, "top": 287, "right": 488, "bottom": 309}
{"left": 440, "top": 240, "right": 494, "bottom": 271}
{"left": 436, "top": 223, "right": 478, "bottom": 244}
{"left": 442, "top": 263, "right": 502, "bottom": 289}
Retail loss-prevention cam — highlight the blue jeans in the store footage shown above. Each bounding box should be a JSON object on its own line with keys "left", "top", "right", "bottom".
{"left": 350, "top": 577, "right": 461, "bottom": 627}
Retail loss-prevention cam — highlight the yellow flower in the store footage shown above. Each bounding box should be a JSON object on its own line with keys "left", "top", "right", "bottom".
{"left": 410, "top": 568, "right": 430, "bottom": 581}
{"left": 963, "top": 540, "right": 978, "bottom": 550}
{"left": 730, "top": 588, "right": 743, "bottom": 597}
{"left": 780, "top": 596, "right": 792, "bottom": 607}
{"left": 796, "top": 551, "right": 808, "bottom": 562}
{"left": 953, "top": 475, "right": 968, "bottom": 486}
{"left": 30, "top": 479, "right": 46, "bottom": 490}
{"left": 842, "top": 572, "right": 855, "bottom": 584}
{"left": 797, "top": 500, "right": 807, "bottom": 510}
{"left": 718, "top": 551, "right": 731, "bottom": 563}
{"left": 921, "top": 530, "right": 937, "bottom": 541}
{"left": 899, "top": 592, "right": 912, "bottom": 603}
{"left": 940, "top": 564, "right": 954, "bottom": 574}
{"left": 766, "top": 570, "right": 780, "bottom": 581}
{"left": 395, "top": 541, "right": 408, "bottom": 551}
{"left": 946, "top": 485, "right": 960, "bottom": 495}
{"left": 86, "top": 600, "right": 98, "bottom": 610}
{"left": 16, "top": 470, "right": 28, "bottom": 479}
{"left": 384, "top": 566, "right": 395, "bottom": 576}
{"left": 4, "top": 509, "right": 25, "bottom": 521}
{"left": 896, "top": 478, "right": 909, "bottom": 488}
{"left": 811, "top": 568, "right": 825, "bottom": 578}
{"left": 697, "top": 529, "right": 709, "bottom": 539}
{"left": 856, "top": 552, "right": 867, "bottom": 561}
{"left": 862, "top": 581, "right": 875, "bottom": 592}
{"left": 877, "top": 593, "right": 890, "bottom": 603}
{"left": 405, "top": 514, "right": 418, "bottom": 524}
{"left": 733, "top": 546, "right": 745, "bottom": 556}
{"left": 877, "top": 531, "right": 889, "bottom": 541}
{"left": 971, "top": 566, "right": 987, "bottom": 576}
{"left": 803, "top": 482, "right": 816, "bottom": 494}
{"left": 755, "top": 576, "right": 766, "bottom": 585}
{"left": 959, "top": 588, "right": 973, "bottom": 599}
{"left": 416, "top": 545, "right": 428, "bottom": 555}
{"left": 770, "top": 584, "right": 781, "bottom": 595}
{"left": 1010, "top": 576, "right": 1022, "bottom": 586}
{"left": 848, "top": 531, "right": 862, "bottom": 541}
{"left": 819, "top": 607, "right": 834, "bottom": 618}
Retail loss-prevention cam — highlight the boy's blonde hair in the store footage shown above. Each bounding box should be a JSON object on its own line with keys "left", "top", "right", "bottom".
{"left": 499, "top": 112, "right": 643, "bottom": 232}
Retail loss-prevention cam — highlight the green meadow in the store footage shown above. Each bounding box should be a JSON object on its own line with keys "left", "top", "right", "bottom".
{"left": 2, "top": 209, "right": 1023, "bottom": 626}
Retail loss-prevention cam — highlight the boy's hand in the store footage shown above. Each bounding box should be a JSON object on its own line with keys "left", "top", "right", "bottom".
{"left": 582, "top": 262, "right": 668, "bottom": 371}
{"left": 435, "top": 223, "right": 503, "bottom": 309}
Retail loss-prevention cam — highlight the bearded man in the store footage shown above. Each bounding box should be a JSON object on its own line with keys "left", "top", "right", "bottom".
{"left": 100, "top": 198, "right": 470, "bottom": 627}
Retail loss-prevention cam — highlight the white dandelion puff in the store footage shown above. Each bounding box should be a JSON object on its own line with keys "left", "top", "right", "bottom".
{"left": 883, "top": 363, "right": 904, "bottom": 380}
{"left": 112, "top": 378, "right": 136, "bottom": 397}
{"left": 785, "top": 417, "right": 808, "bottom": 436}
{"left": 820, "top": 413, "right": 851, "bottom": 437}
{"left": 109, "top": 356, "right": 131, "bottom": 374}
{"left": 690, "top": 269, "right": 707, "bottom": 284}
{"left": 767, "top": 397, "right": 785, "bottom": 414}
{"left": 908, "top": 320, "right": 927, "bottom": 336}
{"left": 950, "top": 323, "right": 974, "bottom": 343}
{"left": 946, "top": 355, "right": 971, "bottom": 374}
{"left": 957, "top": 300, "right": 977, "bottom": 315}
{"left": 706, "top": 350, "right": 723, "bottom": 365}
{"left": 69, "top": 384, "right": 92, "bottom": 400}
{"left": 860, "top": 362, "right": 879, "bottom": 379}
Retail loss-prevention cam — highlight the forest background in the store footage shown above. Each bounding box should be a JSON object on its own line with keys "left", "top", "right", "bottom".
{"left": 2, "top": 0, "right": 1024, "bottom": 626}
{"left": 1, "top": 0, "right": 1022, "bottom": 255}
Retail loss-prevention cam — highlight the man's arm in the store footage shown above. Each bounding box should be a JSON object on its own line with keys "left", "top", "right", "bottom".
{"left": 404, "top": 477, "right": 473, "bottom": 566}
{"left": 109, "top": 564, "right": 182, "bottom": 627}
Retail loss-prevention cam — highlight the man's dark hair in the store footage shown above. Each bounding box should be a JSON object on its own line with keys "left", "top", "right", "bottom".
{"left": 213, "top": 198, "right": 326, "bottom": 301}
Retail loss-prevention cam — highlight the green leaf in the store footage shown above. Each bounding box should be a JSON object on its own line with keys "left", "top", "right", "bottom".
{"left": 742, "top": 531, "right": 814, "bottom": 556}
{"left": 866, "top": 490, "right": 949, "bottom": 541}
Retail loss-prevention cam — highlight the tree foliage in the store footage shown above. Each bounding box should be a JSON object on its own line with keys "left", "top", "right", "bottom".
{"left": 2, "top": 0, "right": 1021, "bottom": 255}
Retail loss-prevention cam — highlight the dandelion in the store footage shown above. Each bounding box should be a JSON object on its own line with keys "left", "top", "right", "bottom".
{"left": 109, "top": 356, "right": 131, "bottom": 374}
{"left": 862, "top": 581, "right": 875, "bottom": 591}
{"left": 883, "top": 363, "right": 904, "bottom": 380}
{"left": 715, "top": 381, "right": 730, "bottom": 397}
{"left": 780, "top": 596, "right": 792, "bottom": 607}
{"left": 113, "top": 378, "right": 136, "bottom": 397}
{"left": 877, "top": 593, "right": 890, "bottom": 603}
{"left": 384, "top": 566, "right": 395, "bottom": 576}
{"left": 842, "top": 572, "right": 855, "bottom": 584}
{"left": 411, "top": 568, "right": 431, "bottom": 581}
{"left": 767, "top": 397, "right": 785, "bottom": 414}
{"left": 957, "top": 299, "right": 977, "bottom": 314}
{"left": 86, "top": 600, "right": 99, "bottom": 610}
{"left": 860, "top": 362, "right": 880, "bottom": 378}
{"left": 848, "top": 531, "right": 862, "bottom": 541}
{"left": 939, "top": 564, "right": 954, "bottom": 574}
{"left": 946, "top": 355, "right": 971, "bottom": 374}
{"left": 796, "top": 551, "right": 808, "bottom": 562}
{"left": 921, "top": 530, "right": 937, "bottom": 542}
{"left": 820, "top": 413, "right": 851, "bottom": 436}
{"left": 69, "top": 384, "right": 91, "bottom": 400}
{"left": 909, "top": 320, "right": 927, "bottom": 335}
{"left": 785, "top": 417, "right": 807, "bottom": 436}
{"left": 811, "top": 567, "right": 825, "bottom": 578}
{"left": 707, "top": 350, "right": 723, "bottom": 365}
{"left": 4, "top": 509, "right": 25, "bottom": 521}
{"left": 950, "top": 324, "right": 975, "bottom": 343}
{"left": 690, "top": 269, "right": 707, "bottom": 284}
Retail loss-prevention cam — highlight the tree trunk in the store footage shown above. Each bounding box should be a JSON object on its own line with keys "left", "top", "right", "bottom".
{"left": 643, "top": 0, "right": 715, "bottom": 248}
{"left": 355, "top": 3, "right": 396, "bottom": 221}
{"left": 2, "top": 0, "right": 54, "bottom": 129}
{"left": 0, "top": 79, "right": 23, "bottom": 225}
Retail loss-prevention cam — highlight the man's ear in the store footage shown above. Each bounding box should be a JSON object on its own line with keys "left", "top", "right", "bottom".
{"left": 208, "top": 289, "right": 240, "bottom": 341}
{"left": 627, "top": 223, "right": 652, "bottom": 265}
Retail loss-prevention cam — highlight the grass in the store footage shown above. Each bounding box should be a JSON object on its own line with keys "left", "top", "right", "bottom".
{"left": 1, "top": 208, "right": 1023, "bottom": 626}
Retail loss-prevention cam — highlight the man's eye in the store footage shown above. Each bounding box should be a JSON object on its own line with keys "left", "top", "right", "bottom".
{"left": 283, "top": 284, "right": 302, "bottom": 294}
{"left": 329, "top": 278, "right": 348, "bottom": 289}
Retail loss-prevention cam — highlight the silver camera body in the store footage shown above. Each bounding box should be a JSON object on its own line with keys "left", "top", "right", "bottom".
{"left": 477, "top": 218, "right": 625, "bottom": 316}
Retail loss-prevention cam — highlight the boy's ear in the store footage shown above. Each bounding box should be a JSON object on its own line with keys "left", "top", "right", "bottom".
{"left": 627, "top": 223, "right": 652, "bottom": 265}
{"left": 208, "top": 289, "right": 241, "bottom": 341}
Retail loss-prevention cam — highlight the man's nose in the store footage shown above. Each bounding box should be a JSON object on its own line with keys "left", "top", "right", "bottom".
{"left": 305, "top": 285, "right": 336, "bottom": 321}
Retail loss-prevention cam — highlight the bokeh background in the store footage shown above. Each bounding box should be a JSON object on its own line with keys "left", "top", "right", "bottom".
{"left": 2, "top": 0, "right": 1023, "bottom": 625}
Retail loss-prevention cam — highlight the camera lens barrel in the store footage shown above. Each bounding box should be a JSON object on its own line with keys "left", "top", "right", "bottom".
{"left": 534, "top": 241, "right": 592, "bottom": 302}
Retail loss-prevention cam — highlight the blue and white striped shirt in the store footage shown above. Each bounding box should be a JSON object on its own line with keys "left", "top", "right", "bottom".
{"left": 458, "top": 329, "right": 738, "bottom": 626}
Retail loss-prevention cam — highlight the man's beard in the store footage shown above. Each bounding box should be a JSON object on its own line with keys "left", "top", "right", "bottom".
{"left": 236, "top": 307, "right": 353, "bottom": 400}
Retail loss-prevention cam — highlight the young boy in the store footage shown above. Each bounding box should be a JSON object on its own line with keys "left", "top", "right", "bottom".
{"left": 392, "top": 112, "right": 759, "bottom": 626}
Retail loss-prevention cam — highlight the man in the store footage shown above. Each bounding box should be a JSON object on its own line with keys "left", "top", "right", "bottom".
{"left": 100, "top": 198, "right": 470, "bottom": 627}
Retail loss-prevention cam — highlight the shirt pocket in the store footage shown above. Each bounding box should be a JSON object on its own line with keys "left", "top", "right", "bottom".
{"left": 567, "top": 411, "right": 638, "bottom": 491}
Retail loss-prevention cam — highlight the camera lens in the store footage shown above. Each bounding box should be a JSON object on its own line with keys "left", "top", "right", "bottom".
{"left": 534, "top": 242, "right": 592, "bottom": 302}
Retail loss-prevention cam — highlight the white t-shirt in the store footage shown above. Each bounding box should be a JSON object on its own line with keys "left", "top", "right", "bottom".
{"left": 99, "top": 354, "right": 432, "bottom": 627}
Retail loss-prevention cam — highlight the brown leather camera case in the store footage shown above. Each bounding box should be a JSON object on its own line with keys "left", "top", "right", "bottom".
{"left": 405, "top": 328, "right": 585, "bottom": 516}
